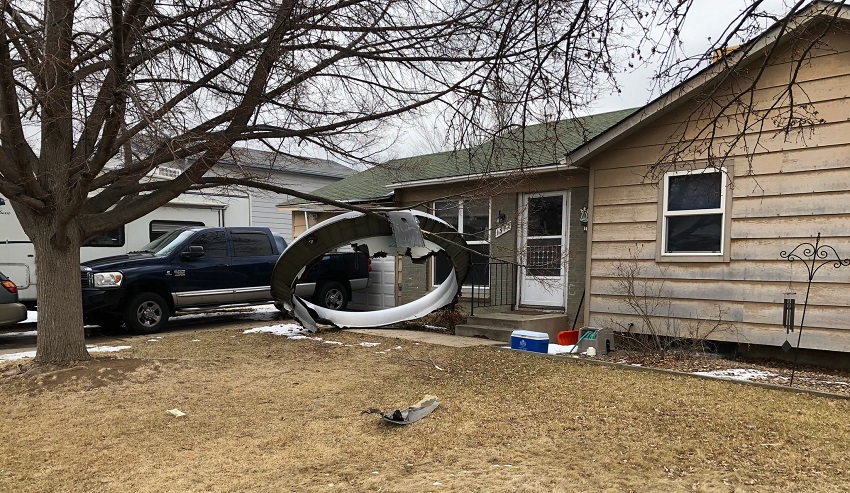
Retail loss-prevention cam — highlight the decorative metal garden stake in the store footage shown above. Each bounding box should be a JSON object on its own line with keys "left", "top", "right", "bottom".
{"left": 780, "top": 233, "right": 850, "bottom": 386}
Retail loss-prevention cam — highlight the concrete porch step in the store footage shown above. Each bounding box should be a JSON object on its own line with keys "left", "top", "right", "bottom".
{"left": 460, "top": 310, "right": 572, "bottom": 341}
{"left": 454, "top": 324, "right": 514, "bottom": 342}
{"left": 468, "top": 312, "right": 569, "bottom": 331}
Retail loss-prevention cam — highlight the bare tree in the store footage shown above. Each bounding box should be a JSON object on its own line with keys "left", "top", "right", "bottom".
{"left": 0, "top": 0, "right": 671, "bottom": 363}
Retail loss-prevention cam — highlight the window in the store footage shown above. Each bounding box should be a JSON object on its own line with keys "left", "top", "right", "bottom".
{"left": 232, "top": 232, "right": 274, "bottom": 257}
{"left": 84, "top": 227, "right": 125, "bottom": 247}
{"left": 662, "top": 169, "right": 727, "bottom": 256}
{"left": 189, "top": 230, "right": 228, "bottom": 258}
{"left": 150, "top": 220, "right": 205, "bottom": 241}
{"left": 433, "top": 199, "right": 490, "bottom": 286}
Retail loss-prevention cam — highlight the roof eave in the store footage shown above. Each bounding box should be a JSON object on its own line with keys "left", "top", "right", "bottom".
{"left": 389, "top": 162, "right": 588, "bottom": 189}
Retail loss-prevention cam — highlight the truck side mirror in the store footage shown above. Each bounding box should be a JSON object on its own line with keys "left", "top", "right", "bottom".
{"left": 181, "top": 245, "right": 205, "bottom": 259}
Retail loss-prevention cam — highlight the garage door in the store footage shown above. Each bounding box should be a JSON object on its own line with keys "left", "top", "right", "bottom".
{"left": 349, "top": 255, "right": 396, "bottom": 310}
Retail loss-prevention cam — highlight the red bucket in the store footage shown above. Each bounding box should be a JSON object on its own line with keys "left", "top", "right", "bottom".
{"left": 557, "top": 330, "right": 579, "bottom": 346}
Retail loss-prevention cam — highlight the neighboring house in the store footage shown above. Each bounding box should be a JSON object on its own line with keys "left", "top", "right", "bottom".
{"left": 284, "top": 1, "right": 850, "bottom": 359}
{"left": 179, "top": 147, "right": 355, "bottom": 243}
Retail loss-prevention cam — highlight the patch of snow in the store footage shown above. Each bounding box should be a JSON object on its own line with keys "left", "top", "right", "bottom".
{"left": 360, "top": 342, "right": 380, "bottom": 347}
{"left": 424, "top": 325, "right": 447, "bottom": 331}
{"left": 170, "top": 303, "right": 280, "bottom": 322}
{"left": 323, "top": 340, "right": 345, "bottom": 345}
{"left": 23, "top": 311, "right": 37, "bottom": 323}
{"left": 694, "top": 368, "right": 777, "bottom": 382}
{"left": 1, "top": 344, "right": 130, "bottom": 362}
{"left": 548, "top": 343, "right": 578, "bottom": 355}
{"left": 147, "top": 339, "right": 159, "bottom": 342}
{"left": 243, "top": 323, "right": 307, "bottom": 337}
{"left": 0, "top": 350, "right": 36, "bottom": 362}
{"left": 87, "top": 345, "right": 132, "bottom": 353}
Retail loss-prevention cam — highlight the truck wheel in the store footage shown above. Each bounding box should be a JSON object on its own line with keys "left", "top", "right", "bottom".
{"left": 124, "top": 292, "right": 170, "bottom": 334}
{"left": 315, "top": 281, "right": 348, "bottom": 311}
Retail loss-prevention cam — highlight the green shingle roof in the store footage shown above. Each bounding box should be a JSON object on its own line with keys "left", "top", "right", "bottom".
{"left": 284, "top": 107, "right": 635, "bottom": 206}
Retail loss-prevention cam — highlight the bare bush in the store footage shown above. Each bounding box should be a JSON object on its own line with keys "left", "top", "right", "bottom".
{"left": 610, "top": 254, "right": 736, "bottom": 359}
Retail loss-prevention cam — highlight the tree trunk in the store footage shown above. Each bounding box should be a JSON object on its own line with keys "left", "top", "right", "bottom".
{"left": 32, "top": 232, "right": 90, "bottom": 363}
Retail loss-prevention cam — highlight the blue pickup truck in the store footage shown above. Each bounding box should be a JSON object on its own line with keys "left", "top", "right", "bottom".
{"left": 81, "top": 226, "right": 370, "bottom": 333}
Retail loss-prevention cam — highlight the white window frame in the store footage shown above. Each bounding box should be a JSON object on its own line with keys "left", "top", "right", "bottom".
{"left": 661, "top": 168, "right": 727, "bottom": 257}
{"left": 431, "top": 198, "right": 491, "bottom": 288}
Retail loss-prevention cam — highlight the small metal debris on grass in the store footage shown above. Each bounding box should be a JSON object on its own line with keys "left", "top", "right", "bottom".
{"left": 166, "top": 408, "right": 186, "bottom": 417}
{"left": 363, "top": 395, "right": 440, "bottom": 425}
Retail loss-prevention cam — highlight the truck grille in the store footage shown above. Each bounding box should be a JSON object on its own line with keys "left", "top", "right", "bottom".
{"left": 81, "top": 271, "right": 92, "bottom": 288}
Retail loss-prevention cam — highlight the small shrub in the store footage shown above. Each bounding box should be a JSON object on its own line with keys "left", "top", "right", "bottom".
{"left": 402, "top": 305, "right": 468, "bottom": 333}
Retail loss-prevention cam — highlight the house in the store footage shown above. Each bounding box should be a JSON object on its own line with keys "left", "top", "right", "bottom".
{"left": 282, "top": 111, "right": 632, "bottom": 318}
{"left": 177, "top": 146, "right": 356, "bottom": 243}
{"left": 283, "top": 1, "right": 850, "bottom": 361}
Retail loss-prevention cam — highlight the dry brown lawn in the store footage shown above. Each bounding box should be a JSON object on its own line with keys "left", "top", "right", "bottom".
{"left": 2, "top": 323, "right": 850, "bottom": 492}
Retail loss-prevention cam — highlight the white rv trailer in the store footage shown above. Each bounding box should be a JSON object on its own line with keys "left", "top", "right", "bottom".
{"left": 0, "top": 190, "right": 251, "bottom": 307}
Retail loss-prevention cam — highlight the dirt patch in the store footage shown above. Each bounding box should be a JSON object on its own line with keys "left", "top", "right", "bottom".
{"left": 2, "top": 327, "right": 850, "bottom": 492}
{"left": 1, "top": 357, "right": 178, "bottom": 393}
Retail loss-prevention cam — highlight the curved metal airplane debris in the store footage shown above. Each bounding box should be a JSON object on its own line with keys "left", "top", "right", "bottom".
{"left": 270, "top": 210, "right": 471, "bottom": 331}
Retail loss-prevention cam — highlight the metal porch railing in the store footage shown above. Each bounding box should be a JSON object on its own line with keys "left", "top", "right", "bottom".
{"left": 468, "top": 259, "right": 517, "bottom": 316}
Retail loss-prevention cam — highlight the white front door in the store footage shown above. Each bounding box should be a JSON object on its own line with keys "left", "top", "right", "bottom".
{"left": 519, "top": 192, "right": 568, "bottom": 308}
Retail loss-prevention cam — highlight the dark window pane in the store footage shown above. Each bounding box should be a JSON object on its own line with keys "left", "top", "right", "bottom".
{"left": 434, "top": 201, "right": 459, "bottom": 229}
{"left": 232, "top": 232, "right": 273, "bottom": 257}
{"left": 463, "top": 200, "right": 489, "bottom": 241}
{"left": 435, "top": 244, "right": 491, "bottom": 287}
{"left": 668, "top": 173, "right": 721, "bottom": 211}
{"left": 190, "top": 230, "right": 227, "bottom": 258}
{"left": 85, "top": 227, "right": 125, "bottom": 247}
{"left": 527, "top": 196, "right": 563, "bottom": 237}
{"left": 526, "top": 238, "right": 562, "bottom": 276}
{"left": 466, "top": 244, "right": 490, "bottom": 286}
{"left": 434, "top": 253, "right": 453, "bottom": 285}
{"left": 150, "top": 220, "right": 205, "bottom": 241}
{"left": 666, "top": 214, "right": 723, "bottom": 253}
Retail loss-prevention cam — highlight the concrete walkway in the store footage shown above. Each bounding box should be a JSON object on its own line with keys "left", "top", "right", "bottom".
{"left": 345, "top": 328, "right": 505, "bottom": 348}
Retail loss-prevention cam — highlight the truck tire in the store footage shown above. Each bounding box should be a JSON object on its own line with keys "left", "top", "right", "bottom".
{"left": 124, "top": 292, "right": 170, "bottom": 334}
{"left": 315, "top": 281, "right": 348, "bottom": 311}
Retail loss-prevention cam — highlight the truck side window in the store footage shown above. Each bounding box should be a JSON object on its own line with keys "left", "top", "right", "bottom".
{"left": 190, "top": 231, "right": 227, "bottom": 258}
{"left": 150, "top": 220, "right": 205, "bottom": 241}
{"left": 232, "top": 232, "right": 274, "bottom": 257}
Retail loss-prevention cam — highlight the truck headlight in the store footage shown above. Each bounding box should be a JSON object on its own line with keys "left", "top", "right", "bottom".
{"left": 92, "top": 272, "right": 123, "bottom": 288}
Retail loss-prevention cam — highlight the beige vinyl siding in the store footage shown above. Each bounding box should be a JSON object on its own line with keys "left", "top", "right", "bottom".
{"left": 587, "top": 30, "right": 850, "bottom": 352}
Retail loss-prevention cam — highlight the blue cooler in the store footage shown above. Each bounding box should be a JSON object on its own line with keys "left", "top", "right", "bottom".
{"left": 510, "top": 330, "right": 549, "bottom": 353}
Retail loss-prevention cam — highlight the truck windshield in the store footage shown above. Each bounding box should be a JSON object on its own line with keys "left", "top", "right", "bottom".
{"left": 138, "top": 229, "right": 197, "bottom": 257}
